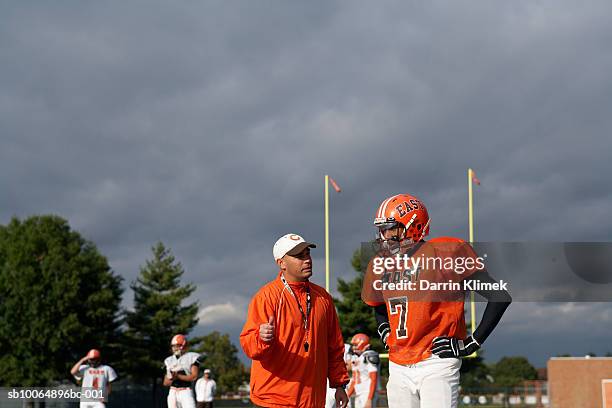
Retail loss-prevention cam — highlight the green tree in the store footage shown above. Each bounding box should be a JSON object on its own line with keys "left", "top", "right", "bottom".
{"left": 492, "top": 356, "right": 537, "bottom": 387}
{"left": 192, "top": 331, "right": 249, "bottom": 395}
{"left": 124, "top": 242, "right": 199, "bottom": 393}
{"left": 334, "top": 249, "right": 380, "bottom": 346}
{"left": 460, "top": 353, "right": 492, "bottom": 389}
{"left": 0, "top": 215, "right": 123, "bottom": 386}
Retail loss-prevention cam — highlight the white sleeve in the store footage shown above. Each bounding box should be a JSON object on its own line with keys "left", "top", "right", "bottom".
{"left": 74, "top": 365, "right": 88, "bottom": 380}
{"left": 106, "top": 366, "right": 118, "bottom": 382}
{"left": 187, "top": 352, "right": 200, "bottom": 367}
{"left": 365, "top": 353, "right": 379, "bottom": 373}
{"left": 164, "top": 357, "right": 174, "bottom": 371}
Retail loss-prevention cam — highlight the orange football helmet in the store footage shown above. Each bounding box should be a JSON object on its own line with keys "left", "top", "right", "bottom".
{"left": 171, "top": 334, "right": 187, "bottom": 356}
{"left": 374, "top": 194, "right": 430, "bottom": 244}
{"left": 86, "top": 349, "right": 101, "bottom": 367}
{"left": 351, "top": 333, "right": 371, "bottom": 354}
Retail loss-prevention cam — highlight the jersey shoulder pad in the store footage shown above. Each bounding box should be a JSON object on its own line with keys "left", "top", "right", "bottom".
{"left": 185, "top": 352, "right": 201, "bottom": 365}
{"left": 363, "top": 350, "right": 380, "bottom": 365}
{"left": 104, "top": 365, "right": 118, "bottom": 381}
{"left": 428, "top": 236, "right": 465, "bottom": 243}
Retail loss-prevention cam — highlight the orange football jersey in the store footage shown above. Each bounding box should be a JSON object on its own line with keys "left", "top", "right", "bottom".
{"left": 362, "top": 237, "right": 482, "bottom": 365}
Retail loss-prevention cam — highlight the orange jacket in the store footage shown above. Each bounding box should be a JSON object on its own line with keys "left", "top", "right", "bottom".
{"left": 240, "top": 273, "right": 349, "bottom": 408}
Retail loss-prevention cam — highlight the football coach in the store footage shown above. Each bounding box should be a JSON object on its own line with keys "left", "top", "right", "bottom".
{"left": 240, "top": 233, "right": 350, "bottom": 408}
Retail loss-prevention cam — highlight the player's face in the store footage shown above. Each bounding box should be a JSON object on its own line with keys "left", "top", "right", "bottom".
{"left": 350, "top": 343, "right": 363, "bottom": 355}
{"left": 171, "top": 345, "right": 183, "bottom": 356}
{"left": 280, "top": 248, "right": 312, "bottom": 282}
{"left": 88, "top": 359, "right": 100, "bottom": 367}
{"left": 380, "top": 225, "right": 404, "bottom": 241}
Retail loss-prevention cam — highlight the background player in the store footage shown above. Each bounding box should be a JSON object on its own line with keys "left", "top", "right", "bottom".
{"left": 195, "top": 368, "right": 217, "bottom": 408}
{"left": 346, "top": 334, "right": 379, "bottom": 408}
{"left": 70, "top": 348, "right": 117, "bottom": 408}
{"left": 364, "top": 193, "right": 512, "bottom": 408}
{"left": 163, "top": 334, "right": 204, "bottom": 408}
{"left": 326, "top": 343, "right": 353, "bottom": 408}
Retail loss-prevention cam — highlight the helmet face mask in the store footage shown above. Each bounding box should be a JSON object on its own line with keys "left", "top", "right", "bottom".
{"left": 88, "top": 358, "right": 100, "bottom": 367}
{"left": 171, "top": 334, "right": 187, "bottom": 357}
{"left": 375, "top": 220, "right": 407, "bottom": 254}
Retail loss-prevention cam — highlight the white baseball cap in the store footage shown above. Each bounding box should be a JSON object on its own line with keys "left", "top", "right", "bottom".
{"left": 273, "top": 233, "right": 317, "bottom": 261}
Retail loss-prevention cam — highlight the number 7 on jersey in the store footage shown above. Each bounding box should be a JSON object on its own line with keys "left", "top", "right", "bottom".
{"left": 388, "top": 296, "right": 408, "bottom": 339}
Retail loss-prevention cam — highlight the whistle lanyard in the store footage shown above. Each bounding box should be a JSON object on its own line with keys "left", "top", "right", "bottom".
{"left": 280, "top": 273, "right": 311, "bottom": 351}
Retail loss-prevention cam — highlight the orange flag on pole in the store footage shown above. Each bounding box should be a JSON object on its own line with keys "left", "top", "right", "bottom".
{"left": 471, "top": 170, "right": 481, "bottom": 186}
{"left": 329, "top": 177, "right": 342, "bottom": 193}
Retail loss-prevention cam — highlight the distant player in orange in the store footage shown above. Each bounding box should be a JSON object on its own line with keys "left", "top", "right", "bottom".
{"left": 362, "top": 194, "right": 512, "bottom": 408}
{"left": 347, "top": 334, "right": 379, "bottom": 408}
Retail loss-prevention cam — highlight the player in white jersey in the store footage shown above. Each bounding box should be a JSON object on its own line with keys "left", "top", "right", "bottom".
{"left": 163, "top": 334, "right": 203, "bottom": 408}
{"left": 70, "top": 348, "right": 117, "bottom": 408}
{"left": 347, "top": 334, "right": 379, "bottom": 408}
{"left": 326, "top": 343, "right": 353, "bottom": 408}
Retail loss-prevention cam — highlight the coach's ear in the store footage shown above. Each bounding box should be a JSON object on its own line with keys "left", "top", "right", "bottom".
{"left": 276, "top": 257, "right": 286, "bottom": 271}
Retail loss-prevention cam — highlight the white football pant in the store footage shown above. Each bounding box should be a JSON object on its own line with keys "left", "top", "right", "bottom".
{"left": 327, "top": 386, "right": 354, "bottom": 408}
{"left": 80, "top": 403, "right": 105, "bottom": 408}
{"left": 354, "top": 393, "right": 374, "bottom": 408}
{"left": 387, "top": 355, "right": 461, "bottom": 408}
{"left": 168, "top": 387, "right": 196, "bottom": 408}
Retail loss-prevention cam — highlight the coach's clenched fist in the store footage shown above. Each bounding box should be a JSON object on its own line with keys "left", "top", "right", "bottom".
{"left": 259, "top": 315, "right": 275, "bottom": 342}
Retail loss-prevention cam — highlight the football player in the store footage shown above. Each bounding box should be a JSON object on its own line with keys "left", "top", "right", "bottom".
{"left": 362, "top": 194, "right": 512, "bottom": 408}
{"left": 346, "top": 334, "right": 379, "bottom": 408}
{"left": 70, "top": 348, "right": 117, "bottom": 408}
{"left": 326, "top": 344, "right": 353, "bottom": 408}
{"left": 163, "top": 334, "right": 205, "bottom": 408}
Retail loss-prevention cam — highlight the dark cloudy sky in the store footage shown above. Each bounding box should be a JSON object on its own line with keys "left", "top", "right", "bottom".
{"left": 2, "top": 1, "right": 611, "bottom": 368}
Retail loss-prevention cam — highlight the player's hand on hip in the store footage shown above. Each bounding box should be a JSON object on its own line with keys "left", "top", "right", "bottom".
{"left": 259, "top": 315, "right": 275, "bottom": 343}
{"left": 335, "top": 387, "right": 349, "bottom": 408}
{"left": 364, "top": 399, "right": 372, "bottom": 408}
{"left": 431, "top": 335, "right": 480, "bottom": 358}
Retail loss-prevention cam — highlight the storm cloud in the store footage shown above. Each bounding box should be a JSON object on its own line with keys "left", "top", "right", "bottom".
{"left": 1, "top": 0, "right": 611, "bottom": 367}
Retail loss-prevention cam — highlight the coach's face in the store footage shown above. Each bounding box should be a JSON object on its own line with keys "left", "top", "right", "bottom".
{"left": 277, "top": 248, "right": 312, "bottom": 282}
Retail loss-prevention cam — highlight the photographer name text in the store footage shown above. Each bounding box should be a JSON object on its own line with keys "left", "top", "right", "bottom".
{"left": 372, "top": 279, "right": 508, "bottom": 291}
